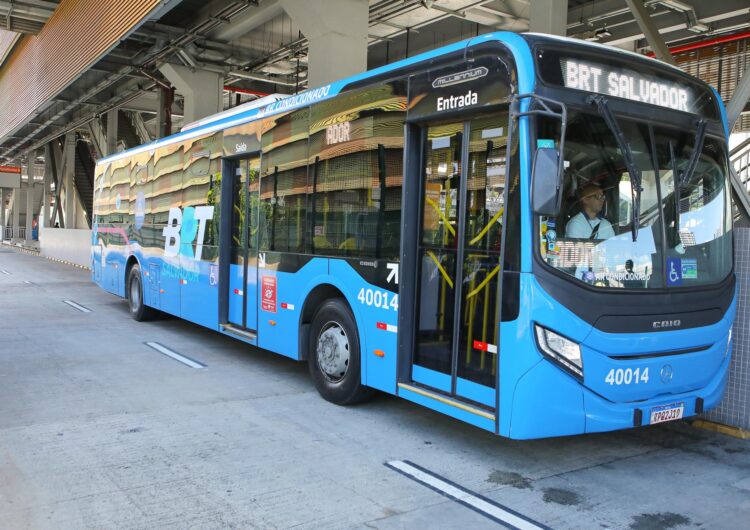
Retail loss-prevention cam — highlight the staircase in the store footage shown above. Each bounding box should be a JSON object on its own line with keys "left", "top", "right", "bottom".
{"left": 74, "top": 139, "right": 95, "bottom": 228}
{"left": 731, "top": 137, "right": 750, "bottom": 224}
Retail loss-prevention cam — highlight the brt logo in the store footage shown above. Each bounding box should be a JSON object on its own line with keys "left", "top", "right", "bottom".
{"left": 162, "top": 206, "right": 214, "bottom": 261}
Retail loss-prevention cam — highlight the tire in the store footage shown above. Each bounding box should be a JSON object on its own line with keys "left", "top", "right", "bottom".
{"left": 127, "top": 264, "right": 157, "bottom": 322}
{"left": 308, "top": 298, "right": 375, "bottom": 405}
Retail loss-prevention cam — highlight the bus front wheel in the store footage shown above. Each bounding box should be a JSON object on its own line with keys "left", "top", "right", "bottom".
{"left": 308, "top": 298, "right": 374, "bottom": 405}
{"left": 127, "top": 264, "right": 157, "bottom": 322}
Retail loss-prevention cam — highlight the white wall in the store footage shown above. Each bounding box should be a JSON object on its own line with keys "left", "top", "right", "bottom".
{"left": 39, "top": 228, "right": 91, "bottom": 268}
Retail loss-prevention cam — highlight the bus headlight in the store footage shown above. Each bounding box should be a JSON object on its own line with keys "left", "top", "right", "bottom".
{"left": 535, "top": 324, "right": 583, "bottom": 377}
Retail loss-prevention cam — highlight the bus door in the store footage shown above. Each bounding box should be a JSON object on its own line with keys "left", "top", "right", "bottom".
{"left": 227, "top": 154, "right": 261, "bottom": 331}
{"left": 408, "top": 116, "right": 507, "bottom": 408}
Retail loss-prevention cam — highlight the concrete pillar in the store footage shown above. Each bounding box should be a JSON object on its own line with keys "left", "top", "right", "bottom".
{"left": 529, "top": 0, "right": 568, "bottom": 36}
{"left": 11, "top": 187, "right": 20, "bottom": 239}
{"left": 159, "top": 64, "right": 223, "bottom": 124}
{"left": 41, "top": 144, "right": 52, "bottom": 229}
{"left": 63, "top": 133, "right": 75, "bottom": 229}
{"left": 25, "top": 153, "right": 34, "bottom": 243}
{"left": 280, "top": 0, "right": 368, "bottom": 89}
{"left": 106, "top": 110, "right": 118, "bottom": 157}
{"left": 0, "top": 187, "right": 5, "bottom": 238}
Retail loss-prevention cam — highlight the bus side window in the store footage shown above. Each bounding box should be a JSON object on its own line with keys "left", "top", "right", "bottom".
{"left": 308, "top": 80, "right": 407, "bottom": 259}
{"left": 259, "top": 108, "right": 310, "bottom": 253}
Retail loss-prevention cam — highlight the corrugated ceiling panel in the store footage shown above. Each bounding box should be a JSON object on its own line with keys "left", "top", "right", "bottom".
{"left": 0, "top": 0, "right": 161, "bottom": 142}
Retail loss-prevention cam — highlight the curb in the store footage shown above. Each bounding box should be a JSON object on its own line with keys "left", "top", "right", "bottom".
{"left": 2, "top": 241, "right": 91, "bottom": 271}
{"left": 692, "top": 419, "right": 750, "bottom": 440}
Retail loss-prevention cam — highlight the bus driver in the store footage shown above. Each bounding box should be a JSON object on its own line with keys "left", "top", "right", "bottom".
{"left": 565, "top": 182, "right": 615, "bottom": 240}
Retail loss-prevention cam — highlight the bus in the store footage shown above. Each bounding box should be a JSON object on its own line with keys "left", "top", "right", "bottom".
{"left": 92, "top": 32, "right": 736, "bottom": 439}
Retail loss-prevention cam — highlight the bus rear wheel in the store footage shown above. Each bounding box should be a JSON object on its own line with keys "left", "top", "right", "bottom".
{"left": 308, "top": 298, "right": 374, "bottom": 405}
{"left": 127, "top": 264, "right": 157, "bottom": 322}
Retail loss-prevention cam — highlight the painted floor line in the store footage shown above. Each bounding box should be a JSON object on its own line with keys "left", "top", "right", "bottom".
{"left": 145, "top": 341, "right": 206, "bottom": 369}
{"left": 63, "top": 300, "right": 92, "bottom": 313}
{"left": 385, "top": 460, "right": 549, "bottom": 530}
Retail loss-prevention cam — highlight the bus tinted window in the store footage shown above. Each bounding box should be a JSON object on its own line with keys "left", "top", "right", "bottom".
{"left": 308, "top": 82, "right": 406, "bottom": 259}
{"left": 260, "top": 108, "right": 310, "bottom": 253}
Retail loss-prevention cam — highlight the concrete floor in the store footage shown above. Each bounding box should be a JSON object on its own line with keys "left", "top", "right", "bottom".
{"left": 1, "top": 246, "right": 749, "bottom": 530}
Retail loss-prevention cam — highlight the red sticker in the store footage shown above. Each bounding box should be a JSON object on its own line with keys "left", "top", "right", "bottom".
{"left": 261, "top": 275, "right": 277, "bottom": 313}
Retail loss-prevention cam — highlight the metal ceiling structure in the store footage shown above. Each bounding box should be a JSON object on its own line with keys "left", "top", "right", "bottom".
{"left": 0, "top": 0, "right": 749, "bottom": 166}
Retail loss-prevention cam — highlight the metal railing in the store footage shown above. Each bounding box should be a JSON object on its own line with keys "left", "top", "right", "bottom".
{"left": 734, "top": 137, "right": 750, "bottom": 190}
{"left": 3, "top": 227, "right": 11, "bottom": 240}
{"left": 17, "top": 227, "right": 26, "bottom": 240}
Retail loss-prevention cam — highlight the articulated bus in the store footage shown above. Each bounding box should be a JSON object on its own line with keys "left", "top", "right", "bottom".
{"left": 92, "top": 32, "right": 735, "bottom": 439}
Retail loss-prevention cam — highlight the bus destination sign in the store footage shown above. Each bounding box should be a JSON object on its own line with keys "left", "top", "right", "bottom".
{"left": 562, "top": 58, "right": 692, "bottom": 112}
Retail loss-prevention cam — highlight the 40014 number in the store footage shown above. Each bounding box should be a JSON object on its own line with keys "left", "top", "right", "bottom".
{"left": 357, "top": 288, "right": 398, "bottom": 311}
{"left": 605, "top": 367, "right": 649, "bottom": 386}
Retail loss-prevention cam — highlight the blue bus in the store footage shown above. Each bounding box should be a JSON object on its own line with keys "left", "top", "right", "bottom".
{"left": 92, "top": 32, "right": 735, "bottom": 439}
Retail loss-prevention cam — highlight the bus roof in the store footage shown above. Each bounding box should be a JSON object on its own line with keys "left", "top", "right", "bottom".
{"left": 97, "top": 31, "right": 706, "bottom": 167}
{"left": 97, "top": 31, "right": 536, "bottom": 166}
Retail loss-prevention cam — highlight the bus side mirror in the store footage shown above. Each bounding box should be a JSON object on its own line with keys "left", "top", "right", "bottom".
{"left": 531, "top": 147, "right": 562, "bottom": 216}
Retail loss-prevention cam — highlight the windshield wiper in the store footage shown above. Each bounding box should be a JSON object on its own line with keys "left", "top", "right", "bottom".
{"left": 668, "top": 120, "right": 705, "bottom": 250}
{"left": 668, "top": 141, "right": 681, "bottom": 244}
{"left": 588, "top": 95, "right": 643, "bottom": 241}
{"left": 679, "top": 118, "right": 707, "bottom": 188}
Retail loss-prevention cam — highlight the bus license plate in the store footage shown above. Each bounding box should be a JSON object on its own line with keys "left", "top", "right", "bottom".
{"left": 650, "top": 403, "right": 684, "bottom": 425}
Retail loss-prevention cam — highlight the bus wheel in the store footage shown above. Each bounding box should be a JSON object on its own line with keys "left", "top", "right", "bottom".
{"left": 127, "top": 264, "right": 156, "bottom": 322}
{"left": 308, "top": 298, "right": 374, "bottom": 405}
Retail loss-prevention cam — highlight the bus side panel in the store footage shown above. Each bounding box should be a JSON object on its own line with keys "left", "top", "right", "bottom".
{"left": 329, "top": 260, "right": 398, "bottom": 395}
{"left": 158, "top": 256, "right": 182, "bottom": 317}
{"left": 179, "top": 254, "right": 219, "bottom": 329}
{"left": 257, "top": 257, "right": 330, "bottom": 360}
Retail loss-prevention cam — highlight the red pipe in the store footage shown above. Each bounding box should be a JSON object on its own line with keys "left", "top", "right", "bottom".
{"left": 223, "top": 86, "right": 270, "bottom": 97}
{"left": 646, "top": 30, "right": 750, "bottom": 58}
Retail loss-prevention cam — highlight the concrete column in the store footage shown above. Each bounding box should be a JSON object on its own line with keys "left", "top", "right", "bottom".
{"left": 11, "top": 187, "right": 20, "bottom": 239}
{"left": 280, "top": 0, "right": 368, "bottom": 89}
{"left": 41, "top": 144, "right": 52, "bottom": 229}
{"left": 159, "top": 64, "right": 223, "bottom": 124}
{"left": 63, "top": 133, "right": 75, "bottom": 229}
{"left": 25, "top": 153, "right": 34, "bottom": 243}
{"left": 529, "top": 0, "right": 568, "bottom": 36}
{"left": 106, "top": 110, "right": 118, "bottom": 157}
{"left": 0, "top": 187, "right": 5, "bottom": 238}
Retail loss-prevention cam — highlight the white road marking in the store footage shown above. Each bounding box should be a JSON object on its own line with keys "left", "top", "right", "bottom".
{"left": 63, "top": 300, "right": 92, "bottom": 313}
{"left": 0, "top": 269, "right": 10, "bottom": 275}
{"left": 386, "top": 460, "right": 547, "bottom": 530}
{"left": 145, "top": 342, "right": 205, "bottom": 369}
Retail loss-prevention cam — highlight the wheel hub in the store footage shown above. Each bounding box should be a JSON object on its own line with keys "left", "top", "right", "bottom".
{"left": 317, "top": 323, "right": 350, "bottom": 382}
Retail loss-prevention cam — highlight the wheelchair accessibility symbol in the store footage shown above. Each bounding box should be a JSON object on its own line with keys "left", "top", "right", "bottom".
{"left": 209, "top": 265, "right": 218, "bottom": 287}
{"left": 667, "top": 257, "right": 682, "bottom": 286}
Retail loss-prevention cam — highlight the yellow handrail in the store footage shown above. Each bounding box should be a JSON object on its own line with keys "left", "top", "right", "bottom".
{"left": 425, "top": 196, "right": 456, "bottom": 237}
{"left": 466, "top": 265, "right": 500, "bottom": 300}
{"left": 425, "top": 250, "right": 454, "bottom": 289}
{"left": 469, "top": 207, "right": 504, "bottom": 246}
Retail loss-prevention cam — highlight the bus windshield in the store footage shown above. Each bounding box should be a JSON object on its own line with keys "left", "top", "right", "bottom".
{"left": 539, "top": 109, "right": 732, "bottom": 289}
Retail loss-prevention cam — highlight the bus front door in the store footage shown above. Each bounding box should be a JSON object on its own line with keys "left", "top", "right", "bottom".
{"left": 227, "top": 155, "right": 260, "bottom": 332}
{"left": 410, "top": 116, "right": 507, "bottom": 409}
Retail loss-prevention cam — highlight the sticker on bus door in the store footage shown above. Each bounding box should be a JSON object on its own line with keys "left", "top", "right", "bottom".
{"left": 261, "top": 275, "right": 277, "bottom": 313}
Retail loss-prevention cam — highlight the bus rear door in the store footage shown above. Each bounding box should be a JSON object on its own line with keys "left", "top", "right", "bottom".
{"left": 226, "top": 155, "right": 260, "bottom": 332}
